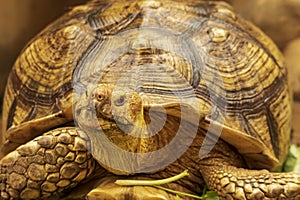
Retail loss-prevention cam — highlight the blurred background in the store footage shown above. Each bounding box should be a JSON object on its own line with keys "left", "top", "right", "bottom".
{"left": 0, "top": 0, "right": 300, "bottom": 143}
{"left": 0, "top": 0, "right": 88, "bottom": 103}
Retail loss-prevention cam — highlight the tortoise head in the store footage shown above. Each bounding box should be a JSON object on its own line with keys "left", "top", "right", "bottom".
{"left": 75, "top": 83, "right": 146, "bottom": 136}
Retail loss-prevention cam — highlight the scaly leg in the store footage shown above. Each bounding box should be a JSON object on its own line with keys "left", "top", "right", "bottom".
{"left": 0, "top": 127, "right": 96, "bottom": 199}
{"left": 199, "top": 141, "right": 300, "bottom": 199}
{"left": 203, "top": 165, "right": 300, "bottom": 199}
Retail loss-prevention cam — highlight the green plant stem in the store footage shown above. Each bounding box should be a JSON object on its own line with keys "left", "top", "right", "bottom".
{"left": 115, "top": 170, "right": 204, "bottom": 199}
{"left": 115, "top": 170, "right": 189, "bottom": 186}
{"left": 154, "top": 185, "right": 202, "bottom": 199}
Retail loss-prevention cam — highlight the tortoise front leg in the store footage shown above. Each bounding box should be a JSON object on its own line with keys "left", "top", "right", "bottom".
{"left": 199, "top": 140, "right": 300, "bottom": 200}
{"left": 0, "top": 127, "right": 96, "bottom": 199}
{"left": 201, "top": 165, "right": 300, "bottom": 199}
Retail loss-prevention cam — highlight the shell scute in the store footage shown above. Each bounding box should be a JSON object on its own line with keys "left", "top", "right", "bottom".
{"left": 1, "top": 0, "right": 291, "bottom": 171}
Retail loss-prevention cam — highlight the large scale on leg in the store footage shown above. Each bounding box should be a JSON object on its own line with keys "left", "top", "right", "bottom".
{"left": 0, "top": 0, "right": 299, "bottom": 199}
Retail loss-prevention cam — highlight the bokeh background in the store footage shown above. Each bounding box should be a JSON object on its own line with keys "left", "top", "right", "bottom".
{"left": 0, "top": 0, "right": 300, "bottom": 143}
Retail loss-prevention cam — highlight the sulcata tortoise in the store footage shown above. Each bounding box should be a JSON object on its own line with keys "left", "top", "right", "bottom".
{"left": 0, "top": 0, "right": 299, "bottom": 199}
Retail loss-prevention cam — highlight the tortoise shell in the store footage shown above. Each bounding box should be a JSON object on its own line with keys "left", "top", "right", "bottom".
{"left": 1, "top": 0, "right": 291, "bottom": 172}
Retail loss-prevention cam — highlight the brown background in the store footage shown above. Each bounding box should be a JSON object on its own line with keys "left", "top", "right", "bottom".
{"left": 0, "top": 0, "right": 300, "bottom": 143}
{"left": 0, "top": 0, "right": 88, "bottom": 100}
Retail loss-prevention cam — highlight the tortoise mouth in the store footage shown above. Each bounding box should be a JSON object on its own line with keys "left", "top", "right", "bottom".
{"left": 76, "top": 105, "right": 136, "bottom": 133}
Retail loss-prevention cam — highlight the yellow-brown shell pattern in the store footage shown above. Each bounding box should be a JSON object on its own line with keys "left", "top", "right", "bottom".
{"left": 2, "top": 0, "right": 291, "bottom": 167}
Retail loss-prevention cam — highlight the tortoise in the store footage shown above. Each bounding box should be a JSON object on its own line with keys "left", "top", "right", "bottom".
{"left": 1, "top": 0, "right": 300, "bottom": 199}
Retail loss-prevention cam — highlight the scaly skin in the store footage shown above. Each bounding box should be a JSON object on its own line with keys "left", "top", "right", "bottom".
{"left": 199, "top": 139, "right": 300, "bottom": 200}
{"left": 206, "top": 167, "right": 300, "bottom": 199}
{"left": 0, "top": 127, "right": 95, "bottom": 199}
{"left": 0, "top": 127, "right": 179, "bottom": 200}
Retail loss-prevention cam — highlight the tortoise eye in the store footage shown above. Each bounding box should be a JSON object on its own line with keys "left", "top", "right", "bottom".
{"left": 115, "top": 95, "right": 125, "bottom": 106}
{"left": 97, "top": 94, "right": 103, "bottom": 101}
